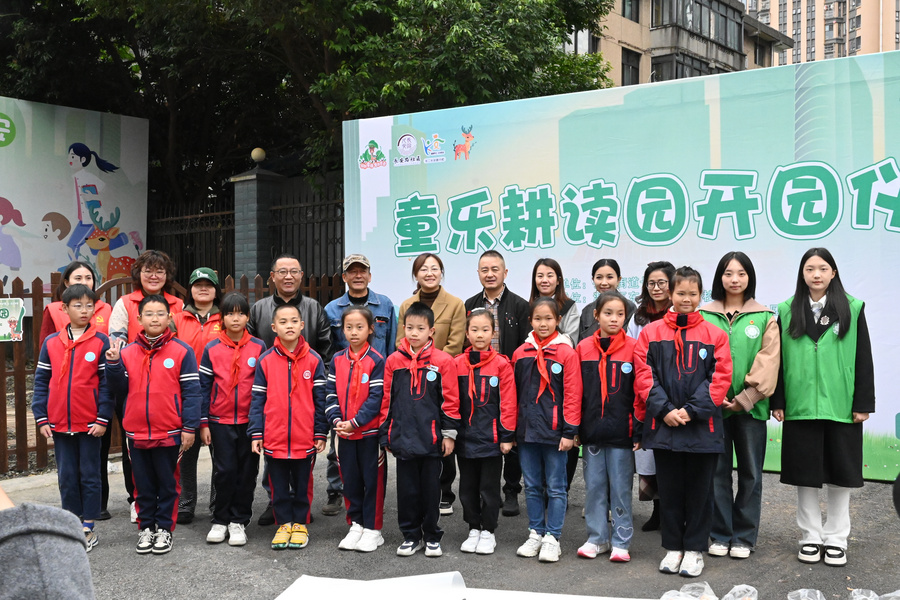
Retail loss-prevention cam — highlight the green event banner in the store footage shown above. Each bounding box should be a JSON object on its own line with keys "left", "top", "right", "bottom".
{"left": 344, "top": 52, "right": 900, "bottom": 481}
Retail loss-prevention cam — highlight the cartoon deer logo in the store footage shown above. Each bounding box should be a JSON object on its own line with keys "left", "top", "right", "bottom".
{"left": 454, "top": 125, "right": 475, "bottom": 161}
{"left": 85, "top": 205, "right": 135, "bottom": 281}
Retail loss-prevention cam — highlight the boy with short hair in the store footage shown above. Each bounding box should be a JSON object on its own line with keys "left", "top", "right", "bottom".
{"left": 105, "top": 294, "right": 201, "bottom": 555}
{"left": 248, "top": 303, "right": 327, "bottom": 550}
{"left": 199, "top": 292, "right": 267, "bottom": 546}
{"left": 381, "top": 301, "right": 461, "bottom": 557}
{"left": 33, "top": 284, "right": 113, "bottom": 552}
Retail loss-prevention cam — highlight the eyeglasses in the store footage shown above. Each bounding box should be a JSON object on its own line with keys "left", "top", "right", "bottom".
{"left": 141, "top": 311, "right": 169, "bottom": 318}
{"left": 141, "top": 269, "right": 166, "bottom": 277}
{"left": 274, "top": 269, "right": 302, "bottom": 277}
{"left": 647, "top": 280, "right": 669, "bottom": 290}
{"left": 418, "top": 266, "right": 442, "bottom": 274}
{"left": 68, "top": 304, "right": 94, "bottom": 312}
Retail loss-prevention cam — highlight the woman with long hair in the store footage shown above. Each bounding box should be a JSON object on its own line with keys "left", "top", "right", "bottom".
{"left": 530, "top": 258, "right": 578, "bottom": 343}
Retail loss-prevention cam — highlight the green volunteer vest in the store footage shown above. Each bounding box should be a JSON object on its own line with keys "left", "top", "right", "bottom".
{"left": 701, "top": 310, "right": 773, "bottom": 421}
{"left": 777, "top": 294, "right": 862, "bottom": 423}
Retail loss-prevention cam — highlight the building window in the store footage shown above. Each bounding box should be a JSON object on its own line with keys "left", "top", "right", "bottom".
{"left": 623, "top": 0, "right": 640, "bottom": 22}
{"left": 622, "top": 48, "right": 642, "bottom": 86}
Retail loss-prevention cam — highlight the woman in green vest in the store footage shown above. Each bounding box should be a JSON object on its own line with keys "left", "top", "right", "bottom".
{"left": 700, "top": 251, "right": 780, "bottom": 560}
{"left": 771, "top": 248, "right": 875, "bottom": 568}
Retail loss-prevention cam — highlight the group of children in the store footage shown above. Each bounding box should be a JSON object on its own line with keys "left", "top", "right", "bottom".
{"left": 33, "top": 247, "right": 873, "bottom": 579}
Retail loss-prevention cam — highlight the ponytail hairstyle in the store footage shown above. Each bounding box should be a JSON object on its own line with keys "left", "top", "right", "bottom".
{"left": 0, "top": 197, "right": 25, "bottom": 227}
{"left": 68, "top": 143, "right": 119, "bottom": 173}
{"left": 633, "top": 261, "right": 675, "bottom": 326}
{"left": 341, "top": 305, "right": 375, "bottom": 344}
{"left": 55, "top": 261, "right": 99, "bottom": 301}
{"left": 788, "top": 247, "right": 851, "bottom": 339}
{"left": 466, "top": 307, "right": 496, "bottom": 329}
{"left": 530, "top": 296, "right": 561, "bottom": 321}
{"left": 672, "top": 266, "right": 703, "bottom": 295}
{"left": 593, "top": 290, "right": 629, "bottom": 317}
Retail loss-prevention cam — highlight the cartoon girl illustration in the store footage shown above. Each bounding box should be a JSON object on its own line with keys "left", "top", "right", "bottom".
{"left": 0, "top": 197, "right": 25, "bottom": 271}
{"left": 67, "top": 142, "right": 119, "bottom": 259}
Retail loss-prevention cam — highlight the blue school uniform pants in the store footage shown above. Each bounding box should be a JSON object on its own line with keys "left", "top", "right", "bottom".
{"left": 338, "top": 436, "right": 386, "bottom": 531}
{"left": 266, "top": 454, "right": 315, "bottom": 525}
{"left": 53, "top": 432, "right": 102, "bottom": 521}
{"left": 128, "top": 441, "right": 181, "bottom": 532}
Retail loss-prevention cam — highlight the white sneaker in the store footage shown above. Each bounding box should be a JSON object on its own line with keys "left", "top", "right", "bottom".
{"left": 516, "top": 529, "right": 543, "bottom": 557}
{"left": 130, "top": 502, "right": 138, "bottom": 524}
{"left": 339, "top": 523, "right": 364, "bottom": 550}
{"left": 206, "top": 523, "right": 228, "bottom": 543}
{"left": 538, "top": 534, "right": 561, "bottom": 563}
{"left": 577, "top": 541, "right": 610, "bottom": 558}
{"left": 475, "top": 530, "right": 496, "bottom": 555}
{"left": 460, "top": 529, "right": 481, "bottom": 553}
{"left": 679, "top": 550, "right": 704, "bottom": 577}
{"left": 708, "top": 541, "right": 729, "bottom": 556}
{"left": 729, "top": 545, "right": 751, "bottom": 559}
{"left": 424, "top": 542, "right": 443, "bottom": 557}
{"left": 355, "top": 528, "right": 384, "bottom": 552}
{"left": 659, "top": 550, "right": 684, "bottom": 573}
{"left": 227, "top": 523, "right": 247, "bottom": 546}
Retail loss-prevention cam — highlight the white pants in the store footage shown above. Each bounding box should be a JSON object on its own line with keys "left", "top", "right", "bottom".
{"left": 796, "top": 485, "right": 851, "bottom": 549}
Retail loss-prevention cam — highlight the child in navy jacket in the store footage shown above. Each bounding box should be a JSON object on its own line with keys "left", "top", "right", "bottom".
{"left": 325, "top": 306, "right": 388, "bottom": 553}
{"left": 380, "top": 302, "right": 461, "bottom": 558}
{"left": 248, "top": 303, "right": 327, "bottom": 551}
{"left": 33, "top": 284, "right": 112, "bottom": 552}
{"left": 634, "top": 267, "right": 733, "bottom": 578}
{"left": 106, "top": 294, "right": 202, "bottom": 556}
{"left": 575, "top": 291, "right": 648, "bottom": 563}
{"left": 455, "top": 308, "right": 516, "bottom": 556}
{"left": 199, "top": 292, "right": 266, "bottom": 546}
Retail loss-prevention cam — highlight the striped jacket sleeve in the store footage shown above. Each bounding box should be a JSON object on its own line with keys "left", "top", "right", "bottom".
{"left": 247, "top": 357, "right": 268, "bottom": 440}
{"left": 312, "top": 356, "right": 328, "bottom": 441}
{"left": 324, "top": 355, "right": 341, "bottom": 425}
{"left": 32, "top": 339, "right": 53, "bottom": 427}
{"left": 350, "top": 354, "right": 386, "bottom": 430}
{"left": 199, "top": 345, "right": 215, "bottom": 426}
{"left": 179, "top": 347, "right": 202, "bottom": 434}
{"left": 95, "top": 335, "right": 113, "bottom": 425}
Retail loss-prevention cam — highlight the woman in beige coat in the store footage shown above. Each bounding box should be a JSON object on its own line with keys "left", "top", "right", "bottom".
{"left": 396, "top": 253, "right": 466, "bottom": 357}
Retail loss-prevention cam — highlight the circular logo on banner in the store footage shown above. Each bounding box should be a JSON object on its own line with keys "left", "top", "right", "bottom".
{"left": 0, "top": 113, "right": 15, "bottom": 148}
{"left": 84, "top": 352, "right": 97, "bottom": 363}
{"left": 163, "top": 358, "right": 175, "bottom": 369}
{"left": 303, "top": 370, "right": 312, "bottom": 380}
{"left": 698, "top": 349, "right": 708, "bottom": 360}
{"left": 248, "top": 357, "right": 257, "bottom": 367}
{"left": 621, "top": 362, "right": 633, "bottom": 374}
{"left": 426, "top": 371, "right": 438, "bottom": 382}
{"left": 489, "top": 376, "right": 499, "bottom": 387}
{"left": 744, "top": 324, "right": 760, "bottom": 339}
{"left": 551, "top": 363, "right": 563, "bottom": 374}
{"left": 397, "top": 133, "right": 417, "bottom": 156}
{"left": 362, "top": 373, "right": 369, "bottom": 384}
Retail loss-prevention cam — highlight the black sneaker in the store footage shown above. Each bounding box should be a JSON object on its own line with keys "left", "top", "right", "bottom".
{"left": 176, "top": 512, "right": 194, "bottom": 525}
{"left": 96, "top": 510, "right": 112, "bottom": 521}
{"left": 152, "top": 528, "right": 174, "bottom": 554}
{"left": 322, "top": 493, "right": 343, "bottom": 516}
{"left": 136, "top": 527, "right": 155, "bottom": 554}
{"left": 502, "top": 493, "right": 520, "bottom": 517}
{"left": 257, "top": 504, "right": 275, "bottom": 527}
{"left": 439, "top": 501, "right": 453, "bottom": 516}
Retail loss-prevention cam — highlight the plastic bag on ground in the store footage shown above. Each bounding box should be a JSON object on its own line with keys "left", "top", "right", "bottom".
{"left": 660, "top": 582, "right": 718, "bottom": 600}
{"left": 852, "top": 591, "right": 879, "bottom": 600}
{"left": 879, "top": 592, "right": 900, "bottom": 600}
{"left": 787, "top": 591, "right": 826, "bottom": 600}
{"left": 721, "top": 585, "right": 758, "bottom": 600}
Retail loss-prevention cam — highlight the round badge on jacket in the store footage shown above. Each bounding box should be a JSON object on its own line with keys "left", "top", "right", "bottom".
{"left": 621, "top": 362, "right": 632, "bottom": 374}
{"left": 248, "top": 357, "right": 257, "bottom": 367}
{"left": 163, "top": 358, "right": 175, "bottom": 369}
{"left": 489, "top": 376, "right": 499, "bottom": 387}
{"left": 303, "top": 370, "right": 311, "bottom": 380}
{"left": 84, "top": 352, "right": 97, "bottom": 363}
{"left": 426, "top": 371, "right": 437, "bottom": 382}
{"left": 698, "top": 349, "right": 708, "bottom": 360}
{"left": 551, "top": 363, "right": 562, "bottom": 374}
{"left": 362, "top": 373, "right": 369, "bottom": 384}
{"left": 744, "top": 324, "right": 760, "bottom": 339}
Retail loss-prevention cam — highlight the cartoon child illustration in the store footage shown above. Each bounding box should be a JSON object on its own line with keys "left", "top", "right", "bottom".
{"left": 359, "top": 140, "right": 386, "bottom": 163}
{"left": 42, "top": 212, "right": 72, "bottom": 242}
{"left": 67, "top": 142, "right": 119, "bottom": 259}
{"left": 41, "top": 212, "right": 75, "bottom": 274}
{"left": 0, "top": 197, "right": 25, "bottom": 271}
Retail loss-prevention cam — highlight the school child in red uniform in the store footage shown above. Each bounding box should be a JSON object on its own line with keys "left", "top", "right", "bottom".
{"left": 455, "top": 308, "right": 516, "bottom": 555}
{"left": 105, "top": 294, "right": 202, "bottom": 556}
{"left": 199, "top": 292, "right": 266, "bottom": 546}
{"left": 634, "top": 267, "right": 733, "bottom": 578}
{"left": 325, "top": 306, "right": 388, "bottom": 553}
{"left": 381, "top": 301, "right": 461, "bottom": 558}
{"left": 33, "top": 284, "right": 113, "bottom": 552}
{"left": 248, "top": 303, "right": 327, "bottom": 550}
{"left": 575, "top": 291, "right": 647, "bottom": 563}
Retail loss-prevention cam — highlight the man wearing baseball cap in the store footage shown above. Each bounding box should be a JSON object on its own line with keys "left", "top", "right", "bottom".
{"left": 320, "top": 254, "right": 396, "bottom": 516}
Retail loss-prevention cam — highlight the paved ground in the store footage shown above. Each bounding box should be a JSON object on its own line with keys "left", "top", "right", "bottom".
{"left": 3, "top": 449, "right": 899, "bottom": 600}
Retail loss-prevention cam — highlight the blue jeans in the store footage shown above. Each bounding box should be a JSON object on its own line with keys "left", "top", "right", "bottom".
{"left": 519, "top": 442, "right": 568, "bottom": 539}
{"left": 711, "top": 414, "right": 767, "bottom": 548}
{"left": 583, "top": 445, "right": 634, "bottom": 549}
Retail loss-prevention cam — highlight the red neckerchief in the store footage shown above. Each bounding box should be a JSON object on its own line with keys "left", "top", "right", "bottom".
{"left": 663, "top": 311, "right": 703, "bottom": 378}
{"left": 56, "top": 325, "right": 97, "bottom": 387}
{"left": 275, "top": 336, "right": 310, "bottom": 392}
{"left": 135, "top": 329, "right": 175, "bottom": 376}
{"left": 466, "top": 347, "right": 497, "bottom": 425}
{"left": 399, "top": 337, "right": 431, "bottom": 390}
{"left": 347, "top": 343, "right": 370, "bottom": 407}
{"left": 534, "top": 331, "right": 559, "bottom": 403}
{"left": 217, "top": 330, "right": 252, "bottom": 398}
{"left": 593, "top": 329, "right": 626, "bottom": 415}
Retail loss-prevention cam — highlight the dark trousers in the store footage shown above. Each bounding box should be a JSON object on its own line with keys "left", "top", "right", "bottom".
{"left": 338, "top": 436, "right": 387, "bottom": 530}
{"left": 266, "top": 454, "right": 315, "bottom": 526}
{"left": 565, "top": 446, "right": 580, "bottom": 490}
{"left": 654, "top": 449, "right": 718, "bottom": 552}
{"left": 502, "top": 447, "right": 522, "bottom": 495}
{"left": 458, "top": 454, "right": 503, "bottom": 532}
{"left": 209, "top": 423, "right": 258, "bottom": 526}
{"left": 178, "top": 437, "right": 216, "bottom": 515}
{"left": 128, "top": 441, "right": 181, "bottom": 532}
{"left": 396, "top": 456, "right": 443, "bottom": 543}
{"left": 114, "top": 396, "right": 135, "bottom": 505}
{"left": 53, "top": 432, "right": 102, "bottom": 521}
{"left": 439, "top": 452, "right": 456, "bottom": 504}
{"left": 100, "top": 426, "right": 111, "bottom": 511}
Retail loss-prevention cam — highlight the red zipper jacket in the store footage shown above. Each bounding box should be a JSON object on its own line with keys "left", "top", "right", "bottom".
{"left": 199, "top": 330, "right": 267, "bottom": 425}
{"left": 633, "top": 310, "right": 733, "bottom": 453}
{"left": 106, "top": 330, "right": 202, "bottom": 443}
{"left": 247, "top": 337, "right": 328, "bottom": 458}
{"left": 39, "top": 300, "right": 112, "bottom": 346}
{"left": 33, "top": 326, "right": 113, "bottom": 432}
{"left": 454, "top": 348, "right": 517, "bottom": 458}
{"left": 512, "top": 332, "right": 582, "bottom": 445}
{"left": 119, "top": 291, "right": 184, "bottom": 343}
{"left": 173, "top": 307, "right": 222, "bottom": 362}
{"left": 325, "top": 344, "right": 387, "bottom": 439}
{"left": 379, "top": 339, "right": 461, "bottom": 460}
{"left": 576, "top": 330, "right": 647, "bottom": 448}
